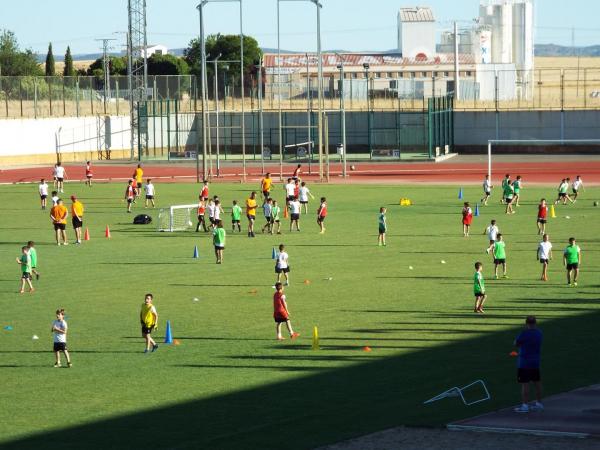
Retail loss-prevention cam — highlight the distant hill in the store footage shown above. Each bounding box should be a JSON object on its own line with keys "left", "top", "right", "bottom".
{"left": 535, "top": 44, "right": 600, "bottom": 57}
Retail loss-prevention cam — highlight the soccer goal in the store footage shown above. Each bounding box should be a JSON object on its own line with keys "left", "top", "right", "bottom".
{"left": 157, "top": 204, "right": 197, "bottom": 232}
{"left": 487, "top": 139, "right": 600, "bottom": 179}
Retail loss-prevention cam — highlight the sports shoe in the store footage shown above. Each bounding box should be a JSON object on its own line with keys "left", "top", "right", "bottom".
{"left": 290, "top": 332, "right": 300, "bottom": 340}
{"left": 573, "top": 282, "right": 578, "bottom": 286}
{"left": 276, "top": 337, "right": 285, "bottom": 341}
{"left": 152, "top": 344, "right": 159, "bottom": 352}
{"left": 530, "top": 401, "right": 544, "bottom": 411}
{"left": 514, "top": 404, "right": 529, "bottom": 413}
{"left": 63, "top": 242, "right": 69, "bottom": 246}
{"left": 503, "top": 274, "right": 509, "bottom": 279}
{"left": 67, "top": 362, "right": 72, "bottom": 368}
{"left": 54, "top": 363, "right": 61, "bottom": 368}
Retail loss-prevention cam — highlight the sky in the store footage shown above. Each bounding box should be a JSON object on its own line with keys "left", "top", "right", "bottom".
{"left": 2, "top": 0, "right": 600, "bottom": 56}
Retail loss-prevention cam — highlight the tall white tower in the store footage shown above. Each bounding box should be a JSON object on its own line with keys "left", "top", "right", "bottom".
{"left": 397, "top": 7, "right": 436, "bottom": 58}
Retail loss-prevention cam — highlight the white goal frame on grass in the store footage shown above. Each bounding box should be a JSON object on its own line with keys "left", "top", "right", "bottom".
{"left": 487, "top": 139, "right": 600, "bottom": 180}
{"left": 157, "top": 204, "right": 198, "bottom": 232}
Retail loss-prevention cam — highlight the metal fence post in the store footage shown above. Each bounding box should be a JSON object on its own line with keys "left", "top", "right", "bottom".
{"left": 49, "top": 78, "right": 53, "bottom": 116}
{"left": 116, "top": 79, "right": 120, "bottom": 116}
{"left": 34, "top": 78, "right": 38, "bottom": 119}
{"left": 19, "top": 78, "right": 23, "bottom": 117}
{"left": 76, "top": 78, "right": 80, "bottom": 118}
{"left": 62, "top": 78, "right": 66, "bottom": 116}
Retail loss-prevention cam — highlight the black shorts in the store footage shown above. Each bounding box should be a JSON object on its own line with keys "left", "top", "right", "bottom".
{"left": 57, "top": 177, "right": 64, "bottom": 182}
{"left": 474, "top": 293, "right": 485, "bottom": 298}
{"left": 317, "top": 216, "right": 326, "bottom": 223}
{"left": 274, "top": 316, "right": 289, "bottom": 323}
{"left": 539, "top": 258, "right": 549, "bottom": 264}
{"left": 53, "top": 342, "right": 67, "bottom": 352}
{"left": 275, "top": 266, "right": 290, "bottom": 274}
{"left": 127, "top": 198, "right": 133, "bottom": 204}
{"left": 291, "top": 213, "right": 300, "bottom": 221}
{"left": 201, "top": 196, "right": 209, "bottom": 202}
{"left": 379, "top": 226, "right": 386, "bottom": 234}
{"left": 537, "top": 218, "right": 547, "bottom": 224}
{"left": 146, "top": 195, "right": 154, "bottom": 200}
{"left": 247, "top": 214, "right": 255, "bottom": 221}
{"left": 40, "top": 195, "right": 48, "bottom": 200}
{"left": 286, "top": 195, "right": 295, "bottom": 202}
{"left": 300, "top": 200, "right": 308, "bottom": 205}
{"left": 517, "top": 368, "right": 541, "bottom": 383}
{"left": 494, "top": 258, "right": 506, "bottom": 264}
{"left": 232, "top": 219, "right": 240, "bottom": 224}
{"left": 141, "top": 325, "right": 154, "bottom": 335}
{"left": 214, "top": 245, "right": 225, "bottom": 251}
{"left": 72, "top": 218, "right": 83, "bottom": 229}
{"left": 559, "top": 193, "right": 567, "bottom": 198}
{"left": 505, "top": 197, "right": 513, "bottom": 204}
{"left": 262, "top": 190, "right": 270, "bottom": 197}
{"left": 484, "top": 190, "right": 491, "bottom": 196}
{"left": 566, "top": 263, "right": 579, "bottom": 270}
{"left": 198, "top": 215, "right": 205, "bottom": 221}
{"left": 209, "top": 218, "right": 216, "bottom": 224}
{"left": 54, "top": 223, "right": 66, "bottom": 231}
{"left": 21, "top": 272, "right": 31, "bottom": 280}
{"left": 572, "top": 189, "right": 578, "bottom": 194}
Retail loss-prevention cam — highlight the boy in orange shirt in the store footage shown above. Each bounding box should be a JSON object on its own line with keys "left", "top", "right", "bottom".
{"left": 273, "top": 282, "right": 300, "bottom": 341}
{"left": 50, "top": 199, "right": 69, "bottom": 245}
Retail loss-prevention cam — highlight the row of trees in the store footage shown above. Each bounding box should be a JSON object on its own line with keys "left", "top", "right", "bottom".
{"left": 1, "top": 29, "right": 263, "bottom": 81}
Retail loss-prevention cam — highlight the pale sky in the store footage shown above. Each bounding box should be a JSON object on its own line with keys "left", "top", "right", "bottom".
{"left": 2, "top": 0, "right": 600, "bottom": 55}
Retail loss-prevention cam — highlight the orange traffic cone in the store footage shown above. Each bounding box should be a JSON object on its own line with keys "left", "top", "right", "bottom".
{"left": 283, "top": 206, "right": 289, "bottom": 219}
{"left": 105, "top": 225, "right": 111, "bottom": 238}
{"left": 84, "top": 228, "right": 90, "bottom": 241}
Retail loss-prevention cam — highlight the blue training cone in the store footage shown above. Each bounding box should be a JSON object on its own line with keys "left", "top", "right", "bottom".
{"left": 164, "top": 320, "right": 173, "bottom": 344}
{"left": 458, "top": 188, "right": 463, "bottom": 200}
{"left": 272, "top": 247, "right": 277, "bottom": 259}
{"left": 475, "top": 203, "right": 480, "bottom": 217}
{"left": 193, "top": 245, "right": 199, "bottom": 259}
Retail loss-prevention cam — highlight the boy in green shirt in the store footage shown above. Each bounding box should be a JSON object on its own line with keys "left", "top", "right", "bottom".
{"left": 512, "top": 175, "right": 523, "bottom": 207}
{"left": 16, "top": 246, "right": 34, "bottom": 293}
{"left": 473, "top": 261, "right": 486, "bottom": 313}
{"left": 231, "top": 200, "right": 242, "bottom": 232}
{"left": 493, "top": 233, "right": 508, "bottom": 279}
{"left": 378, "top": 207, "right": 387, "bottom": 246}
{"left": 270, "top": 200, "right": 282, "bottom": 235}
{"left": 563, "top": 237, "right": 581, "bottom": 286}
{"left": 504, "top": 183, "right": 515, "bottom": 214}
{"left": 27, "top": 240, "right": 39, "bottom": 280}
{"left": 213, "top": 220, "right": 226, "bottom": 264}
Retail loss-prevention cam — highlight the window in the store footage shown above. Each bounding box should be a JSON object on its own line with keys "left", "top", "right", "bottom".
{"left": 466, "top": 71, "right": 472, "bottom": 77}
{"left": 352, "top": 72, "right": 358, "bottom": 79}
{"left": 410, "top": 72, "right": 416, "bottom": 78}
{"left": 375, "top": 72, "right": 382, "bottom": 78}
{"left": 444, "top": 71, "right": 449, "bottom": 77}
{"left": 388, "top": 72, "right": 394, "bottom": 78}
{"left": 421, "top": 71, "right": 427, "bottom": 77}
{"left": 398, "top": 72, "right": 404, "bottom": 78}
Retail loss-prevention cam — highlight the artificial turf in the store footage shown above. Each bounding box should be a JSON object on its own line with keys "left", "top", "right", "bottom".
{"left": 0, "top": 181, "right": 598, "bottom": 449}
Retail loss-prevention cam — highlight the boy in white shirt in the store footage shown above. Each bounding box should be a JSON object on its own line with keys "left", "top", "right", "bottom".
{"left": 39, "top": 178, "right": 49, "bottom": 210}
{"left": 275, "top": 244, "right": 290, "bottom": 285}
{"left": 55, "top": 162, "right": 66, "bottom": 193}
{"left": 299, "top": 182, "right": 314, "bottom": 214}
{"left": 484, "top": 219, "right": 499, "bottom": 254}
{"left": 481, "top": 175, "right": 492, "bottom": 206}
{"left": 537, "top": 234, "right": 553, "bottom": 282}
{"left": 144, "top": 179, "right": 156, "bottom": 208}
{"left": 213, "top": 199, "right": 224, "bottom": 223}
{"left": 52, "top": 309, "right": 72, "bottom": 368}
{"left": 207, "top": 197, "right": 216, "bottom": 228}
{"left": 284, "top": 178, "right": 296, "bottom": 204}
{"left": 289, "top": 197, "right": 301, "bottom": 232}
{"left": 571, "top": 176, "right": 584, "bottom": 202}
{"left": 51, "top": 191, "right": 60, "bottom": 207}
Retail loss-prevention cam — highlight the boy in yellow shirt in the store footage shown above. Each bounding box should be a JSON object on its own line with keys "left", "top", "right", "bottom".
{"left": 140, "top": 293, "right": 159, "bottom": 353}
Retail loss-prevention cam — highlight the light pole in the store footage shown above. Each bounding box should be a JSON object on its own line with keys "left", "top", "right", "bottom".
{"left": 197, "top": 0, "right": 245, "bottom": 183}
{"left": 277, "top": 0, "right": 323, "bottom": 181}
{"left": 336, "top": 54, "right": 347, "bottom": 178}
{"left": 363, "top": 62, "right": 371, "bottom": 154}
{"left": 257, "top": 57, "right": 265, "bottom": 174}
{"left": 210, "top": 54, "right": 222, "bottom": 176}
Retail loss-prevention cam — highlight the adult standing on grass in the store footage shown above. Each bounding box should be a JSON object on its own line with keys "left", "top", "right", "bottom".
{"left": 537, "top": 234, "right": 552, "bottom": 282}
{"left": 213, "top": 220, "right": 226, "bottom": 264}
{"left": 462, "top": 202, "right": 473, "bottom": 237}
{"left": 39, "top": 178, "right": 49, "bottom": 210}
{"left": 52, "top": 309, "right": 72, "bottom": 368}
{"left": 246, "top": 191, "right": 258, "bottom": 237}
{"left": 513, "top": 316, "right": 543, "bottom": 413}
{"left": 133, "top": 164, "right": 143, "bottom": 199}
{"left": 50, "top": 198, "right": 69, "bottom": 245}
{"left": 55, "top": 162, "right": 67, "bottom": 193}
{"left": 140, "top": 294, "right": 159, "bottom": 353}
{"left": 563, "top": 237, "right": 581, "bottom": 286}
{"left": 16, "top": 246, "right": 34, "bottom": 294}
{"left": 70, "top": 195, "right": 84, "bottom": 244}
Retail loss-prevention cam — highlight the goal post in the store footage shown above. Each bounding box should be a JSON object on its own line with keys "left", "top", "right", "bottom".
{"left": 157, "top": 204, "right": 198, "bottom": 232}
{"left": 487, "top": 139, "right": 600, "bottom": 180}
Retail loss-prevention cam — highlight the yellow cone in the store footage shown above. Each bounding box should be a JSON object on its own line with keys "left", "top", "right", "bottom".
{"left": 312, "top": 326, "right": 319, "bottom": 350}
{"left": 550, "top": 204, "right": 556, "bottom": 218}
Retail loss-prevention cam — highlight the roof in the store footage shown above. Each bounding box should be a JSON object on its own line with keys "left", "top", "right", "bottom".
{"left": 399, "top": 7, "right": 434, "bottom": 22}
{"left": 263, "top": 53, "right": 475, "bottom": 69}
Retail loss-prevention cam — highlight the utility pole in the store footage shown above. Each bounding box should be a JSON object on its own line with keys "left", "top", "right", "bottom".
{"left": 454, "top": 21, "right": 460, "bottom": 101}
{"left": 96, "top": 38, "right": 117, "bottom": 111}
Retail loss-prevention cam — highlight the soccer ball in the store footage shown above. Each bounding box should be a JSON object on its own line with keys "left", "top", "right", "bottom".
{"left": 350, "top": 165, "right": 356, "bottom": 171}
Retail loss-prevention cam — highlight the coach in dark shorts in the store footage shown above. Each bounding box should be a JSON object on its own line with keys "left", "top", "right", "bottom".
{"left": 513, "top": 315, "right": 543, "bottom": 413}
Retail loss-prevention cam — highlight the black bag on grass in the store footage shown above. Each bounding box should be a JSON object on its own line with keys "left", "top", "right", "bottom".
{"left": 133, "top": 214, "right": 152, "bottom": 225}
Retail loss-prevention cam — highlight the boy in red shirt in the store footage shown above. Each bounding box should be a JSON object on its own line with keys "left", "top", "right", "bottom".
{"left": 462, "top": 202, "right": 473, "bottom": 237}
{"left": 196, "top": 197, "right": 207, "bottom": 232}
{"left": 317, "top": 197, "right": 327, "bottom": 234}
{"left": 85, "top": 161, "right": 93, "bottom": 187}
{"left": 273, "top": 282, "right": 300, "bottom": 341}
{"left": 200, "top": 180, "right": 209, "bottom": 202}
{"left": 125, "top": 180, "right": 135, "bottom": 213}
{"left": 537, "top": 198, "right": 548, "bottom": 235}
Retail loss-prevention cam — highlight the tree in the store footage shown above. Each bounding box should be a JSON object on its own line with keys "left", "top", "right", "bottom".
{"left": 147, "top": 53, "right": 189, "bottom": 76}
{"left": 0, "top": 29, "right": 43, "bottom": 76}
{"left": 45, "top": 43, "right": 55, "bottom": 76}
{"left": 63, "top": 46, "right": 74, "bottom": 77}
{"left": 87, "top": 56, "right": 128, "bottom": 77}
{"left": 184, "top": 33, "right": 262, "bottom": 85}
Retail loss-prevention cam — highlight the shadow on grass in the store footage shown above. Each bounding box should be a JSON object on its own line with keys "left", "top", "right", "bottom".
{"left": 4, "top": 311, "right": 600, "bottom": 450}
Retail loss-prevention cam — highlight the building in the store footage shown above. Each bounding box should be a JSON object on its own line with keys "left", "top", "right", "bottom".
{"left": 397, "top": 7, "right": 436, "bottom": 59}
{"left": 142, "top": 44, "right": 168, "bottom": 58}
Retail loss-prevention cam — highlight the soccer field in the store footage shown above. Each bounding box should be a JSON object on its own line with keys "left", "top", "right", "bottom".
{"left": 0, "top": 182, "right": 599, "bottom": 449}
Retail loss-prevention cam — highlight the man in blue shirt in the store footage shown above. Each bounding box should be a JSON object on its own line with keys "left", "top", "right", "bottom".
{"left": 513, "top": 316, "right": 543, "bottom": 413}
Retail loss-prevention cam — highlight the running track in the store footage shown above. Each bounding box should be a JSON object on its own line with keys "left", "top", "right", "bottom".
{"left": 1, "top": 160, "right": 599, "bottom": 185}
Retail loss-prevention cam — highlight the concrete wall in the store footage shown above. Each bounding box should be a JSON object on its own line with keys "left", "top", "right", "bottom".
{"left": 0, "top": 116, "right": 131, "bottom": 165}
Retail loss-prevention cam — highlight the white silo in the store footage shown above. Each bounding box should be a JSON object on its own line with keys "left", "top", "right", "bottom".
{"left": 480, "top": 1, "right": 513, "bottom": 64}
{"left": 512, "top": 0, "right": 534, "bottom": 98}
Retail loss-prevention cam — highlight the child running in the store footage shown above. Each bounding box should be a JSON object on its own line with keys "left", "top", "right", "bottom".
{"left": 537, "top": 199, "right": 548, "bottom": 235}
{"left": 484, "top": 219, "right": 499, "bottom": 254}
{"left": 554, "top": 178, "right": 572, "bottom": 205}
{"left": 462, "top": 202, "right": 473, "bottom": 237}
{"left": 563, "top": 237, "right": 581, "bottom": 286}
{"left": 270, "top": 200, "right": 282, "bottom": 235}
{"left": 231, "top": 200, "right": 242, "bottom": 232}
{"left": 27, "top": 241, "right": 40, "bottom": 280}
{"left": 378, "top": 207, "right": 387, "bottom": 246}
{"left": 537, "top": 234, "right": 552, "bottom": 282}
{"left": 272, "top": 282, "right": 300, "bottom": 341}
{"left": 39, "top": 178, "right": 49, "bottom": 210}
{"left": 52, "top": 309, "right": 71, "bottom": 367}
{"left": 317, "top": 197, "right": 327, "bottom": 234}
{"left": 140, "top": 293, "right": 159, "bottom": 353}
{"left": 196, "top": 198, "right": 207, "bottom": 232}
{"left": 571, "top": 175, "right": 584, "bottom": 202}
{"left": 16, "top": 246, "right": 34, "bottom": 293}
{"left": 513, "top": 176, "right": 523, "bottom": 207}
{"left": 275, "top": 244, "right": 290, "bottom": 285}
{"left": 473, "top": 262, "right": 487, "bottom": 314}
{"left": 481, "top": 174, "right": 492, "bottom": 206}
{"left": 144, "top": 179, "right": 156, "bottom": 208}
{"left": 493, "top": 233, "right": 508, "bottom": 279}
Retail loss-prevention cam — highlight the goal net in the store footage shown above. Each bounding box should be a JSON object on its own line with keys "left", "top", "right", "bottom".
{"left": 487, "top": 139, "right": 600, "bottom": 179}
{"left": 157, "top": 204, "right": 197, "bottom": 232}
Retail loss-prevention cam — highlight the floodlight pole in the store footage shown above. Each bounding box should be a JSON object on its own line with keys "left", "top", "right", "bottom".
{"left": 257, "top": 57, "right": 265, "bottom": 175}
{"left": 211, "top": 54, "right": 222, "bottom": 176}
{"left": 364, "top": 63, "right": 371, "bottom": 153}
{"left": 336, "top": 53, "right": 347, "bottom": 178}
{"left": 197, "top": 1, "right": 208, "bottom": 182}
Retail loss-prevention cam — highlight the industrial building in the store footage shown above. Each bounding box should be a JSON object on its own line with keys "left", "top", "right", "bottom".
{"left": 263, "top": 1, "right": 534, "bottom": 103}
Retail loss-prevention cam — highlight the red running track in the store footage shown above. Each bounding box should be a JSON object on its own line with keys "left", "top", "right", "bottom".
{"left": 0, "top": 161, "right": 599, "bottom": 185}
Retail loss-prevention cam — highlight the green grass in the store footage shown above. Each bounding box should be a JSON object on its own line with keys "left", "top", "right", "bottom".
{"left": 0, "top": 182, "right": 599, "bottom": 450}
